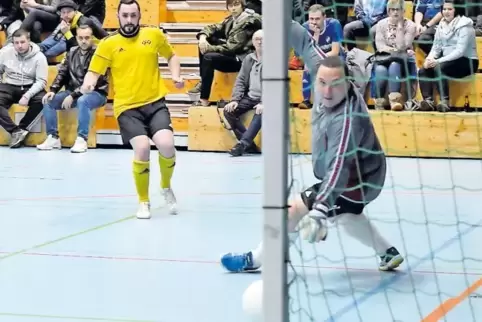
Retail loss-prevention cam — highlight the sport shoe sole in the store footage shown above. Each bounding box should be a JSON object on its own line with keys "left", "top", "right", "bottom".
{"left": 379, "top": 254, "right": 404, "bottom": 271}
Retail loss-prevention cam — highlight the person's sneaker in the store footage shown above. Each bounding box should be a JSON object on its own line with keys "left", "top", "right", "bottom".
{"left": 419, "top": 100, "right": 435, "bottom": 112}
{"left": 9, "top": 129, "right": 28, "bottom": 148}
{"left": 71, "top": 137, "right": 88, "bottom": 153}
{"left": 379, "top": 247, "right": 404, "bottom": 271}
{"left": 162, "top": 188, "right": 177, "bottom": 215}
{"left": 136, "top": 202, "right": 151, "bottom": 219}
{"left": 436, "top": 100, "right": 450, "bottom": 113}
{"left": 229, "top": 142, "right": 246, "bottom": 157}
{"left": 220, "top": 251, "right": 260, "bottom": 273}
{"left": 37, "top": 135, "right": 62, "bottom": 150}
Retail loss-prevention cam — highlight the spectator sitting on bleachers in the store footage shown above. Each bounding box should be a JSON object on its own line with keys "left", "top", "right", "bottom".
{"left": 413, "top": 0, "right": 443, "bottom": 54}
{"left": 76, "top": 0, "right": 106, "bottom": 25}
{"left": 343, "top": 0, "right": 386, "bottom": 51}
{"left": 418, "top": 0, "right": 479, "bottom": 112}
{"left": 0, "top": 0, "right": 25, "bottom": 45}
{"left": 19, "top": 0, "right": 60, "bottom": 43}
{"left": 223, "top": 29, "right": 263, "bottom": 157}
{"left": 465, "top": 0, "right": 482, "bottom": 36}
{"left": 37, "top": 25, "right": 107, "bottom": 153}
{"left": 0, "top": 29, "right": 47, "bottom": 148}
{"left": 188, "top": 0, "right": 262, "bottom": 107}
{"left": 298, "top": 4, "right": 343, "bottom": 109}
{"left": 373, "top": 0, "right": 416, "bottom": 111}
{"left": 39, "top": 0, "right": 108, "bottom": 59}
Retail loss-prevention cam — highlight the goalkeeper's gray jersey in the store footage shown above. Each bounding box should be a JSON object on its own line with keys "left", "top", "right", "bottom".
{"left": 289, "top": 21, "right": 387, "bottom": 207}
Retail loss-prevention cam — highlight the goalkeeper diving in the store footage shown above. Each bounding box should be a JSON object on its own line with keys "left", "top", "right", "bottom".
{"left": 220, "top": 21, "right": 404, "bottom": 273}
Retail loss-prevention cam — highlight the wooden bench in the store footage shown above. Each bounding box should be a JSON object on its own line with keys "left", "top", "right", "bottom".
{"left": 0, "top": 105, "right": 98, "bottom": 148}
{"left": 209, "top": 70, "right": 304, "bottom": 103}
{"left": 188, "top": 107, "right": 482, "bottom": 159}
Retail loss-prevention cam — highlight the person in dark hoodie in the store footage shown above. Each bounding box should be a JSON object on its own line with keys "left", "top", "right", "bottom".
{"left": 0, "top": 0, "right": 25, "bottom": 45}
{"left": 39, "top": 0, "right": 108, "bottom": 58}
{"left": 0, "top": 28, "right": 48, "bottom": 148}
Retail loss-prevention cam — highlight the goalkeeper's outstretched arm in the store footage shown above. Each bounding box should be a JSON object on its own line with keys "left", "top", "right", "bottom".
{"left": 289, "top": 20, "right": 324, "bottom": 76}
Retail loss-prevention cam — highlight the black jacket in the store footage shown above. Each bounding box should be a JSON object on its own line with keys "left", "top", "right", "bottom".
{"left": 50, "top": 45, "right": 108, "bottom": 98}
{"left": 0, "top": 0, "right": 25, "bottom": 30}
{"left": 76, "top": 0, "right": 106, "bottom": 24}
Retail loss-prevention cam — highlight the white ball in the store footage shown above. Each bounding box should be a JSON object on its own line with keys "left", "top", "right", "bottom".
{"left": 242, "top": 280, "right": 263, "bottom": 322}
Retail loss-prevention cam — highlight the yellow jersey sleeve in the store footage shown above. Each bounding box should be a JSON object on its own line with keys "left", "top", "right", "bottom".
{"left": 89, "top": 39, "right": 113, "bottom": 76}
{"left": 156, "top": 29, "right": 175, "bottom": 60}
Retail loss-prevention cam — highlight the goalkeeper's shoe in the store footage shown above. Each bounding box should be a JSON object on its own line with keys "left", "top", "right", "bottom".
{"left": 220, "top": 251, "right": 260, "bottom": 273}
{"left": 379, "top": 247, "right": 404, "bottom": 271}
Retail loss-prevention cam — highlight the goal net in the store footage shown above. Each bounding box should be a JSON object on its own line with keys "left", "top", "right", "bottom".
{"left": 262, "top": 0, "right": 482, "bottom": 321}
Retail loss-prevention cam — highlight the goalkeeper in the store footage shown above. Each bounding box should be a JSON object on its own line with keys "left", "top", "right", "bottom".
{"left": 220, "top": 21, "right": 404, "bottom": 273}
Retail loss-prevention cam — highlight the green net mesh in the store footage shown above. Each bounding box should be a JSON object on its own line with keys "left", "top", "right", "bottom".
{"left": 285, "top": 1, "right": 482, "bottom": 321}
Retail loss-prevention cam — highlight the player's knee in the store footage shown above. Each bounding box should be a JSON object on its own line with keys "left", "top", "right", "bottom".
{"left": 152, "top": 129, "right": 175, "bottom": 157}
{"left": 130, "top": 136, "right": 151, "bottom": 161}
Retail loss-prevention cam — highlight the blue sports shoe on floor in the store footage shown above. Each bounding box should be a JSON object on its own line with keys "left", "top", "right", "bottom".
{"left": 220, "top": 251, "right": 260, "bottom": 272}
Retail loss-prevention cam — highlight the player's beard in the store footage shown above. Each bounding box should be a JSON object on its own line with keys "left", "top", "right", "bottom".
{"left": 119, "top": 22, "right": 140, "bottom": 38}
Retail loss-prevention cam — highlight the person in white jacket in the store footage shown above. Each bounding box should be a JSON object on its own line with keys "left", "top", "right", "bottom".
{"left": 0, "top": 29, "right": 48, "bottom": 148}
{"left": 418, "top": 0, "right": 479, "bottom": 112}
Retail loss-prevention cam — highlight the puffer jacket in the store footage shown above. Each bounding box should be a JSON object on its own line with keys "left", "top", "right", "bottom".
{"left": 196, "top": 8, "right": 262, "bottom": 61}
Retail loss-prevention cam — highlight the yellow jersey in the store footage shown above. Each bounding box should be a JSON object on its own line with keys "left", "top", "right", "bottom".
{"left": 88, "top": 26, "right": 175, "bottom": 118}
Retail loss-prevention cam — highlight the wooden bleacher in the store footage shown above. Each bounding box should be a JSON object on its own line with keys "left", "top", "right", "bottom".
{"left": 0, "top": 0, "right": 481, "bottom": 159}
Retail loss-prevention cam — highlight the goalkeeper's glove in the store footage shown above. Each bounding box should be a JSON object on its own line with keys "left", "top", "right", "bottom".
{"left": 299, "top": 200, "right": 330, "bottom": 243}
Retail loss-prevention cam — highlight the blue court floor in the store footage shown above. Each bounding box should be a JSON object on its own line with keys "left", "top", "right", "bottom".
{"left": 0, "top": 147, "right": 481, "bottom": 322}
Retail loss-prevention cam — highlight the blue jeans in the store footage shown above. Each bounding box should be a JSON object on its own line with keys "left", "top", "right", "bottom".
{"left": 39, "top": 34, "right": 67, "bottom": 58}
{"left": 374, "top": 62, "right": 402, "bottom": 98}
{"left": 43, "top": 90, "right": 106, "bottom": 140}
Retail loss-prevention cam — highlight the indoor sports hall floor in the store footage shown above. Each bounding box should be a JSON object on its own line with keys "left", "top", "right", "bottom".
{"left": 0, "top": 147, "right": 481, "bottom": 322}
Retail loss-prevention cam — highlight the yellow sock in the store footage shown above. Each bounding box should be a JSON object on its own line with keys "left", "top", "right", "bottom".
{"left": 132, "top": 160, "right": 150, "bottom": 202}
{"left": 158, "top": 154, "right": 176, "bottom": 189}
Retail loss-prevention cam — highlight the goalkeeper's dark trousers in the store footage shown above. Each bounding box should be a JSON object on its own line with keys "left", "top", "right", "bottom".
{"left": 418, "top": 57, "right": 479, "bottom": 101}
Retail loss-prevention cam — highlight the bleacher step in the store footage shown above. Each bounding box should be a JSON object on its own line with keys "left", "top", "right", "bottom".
{"left": 167, "top": 1, "right": 227, "bottom": 10}
{"left": 166, "top": 33, "right": 199, "bottom": 41}
{"left": 160, "top": 23, "right": 206, "bottom": 31}
{"left": 159, "top": 56, "right": 198, "bottom": 65}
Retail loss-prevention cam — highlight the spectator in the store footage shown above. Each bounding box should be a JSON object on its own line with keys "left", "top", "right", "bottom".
{"left": 246, "top": 0, "right": 261, "bottom": 15}
{"left": 0, "top": 29, "right": 48, "bottom": 148}
{"left": 37, "top": 25, "right": 107, "bottom": 153}
{"left": 223, "top": 29, "right": 263, "bottom": 157}
{"left": 373, "top": 0, "right": 416, "bottom": 111}
{"left": 413, "top": 0, "right": 443, "bottom": 54}
{"left": 343, "top": 0, "right": 386, "bottom": 51}
{"left": 19, "top": 0, "right": 60, "bottom": 43}
{"left": 39, "top": 0, "right": 108, "bottom": 59}
{"left": 298, "top": 4, "right": 343, "bottom": 109}
{"left": 418, "top": 0, "right": 479, "bottom": 112}
{"left": 188, "top": 0, "right": 261, "bottom": 106}
{"left": 464, "top": 0, "right": 482, "bottom": 36}
{"left": 0, "top": 0, "right": 25, "bottom": 45}
{"left": 76, "top": 0, "right": 106, "bottom": 25}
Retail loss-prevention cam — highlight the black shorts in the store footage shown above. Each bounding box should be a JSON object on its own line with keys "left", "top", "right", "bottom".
{"left": 117, "top": 98, "right": 172, "bottom": 144}
{"left": 300, "top": 182, "right": 365, "bottom": 217}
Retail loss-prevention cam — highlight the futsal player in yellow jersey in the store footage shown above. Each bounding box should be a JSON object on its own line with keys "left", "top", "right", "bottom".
{"left": 81, "top": 0, "right": 184, "bottom": 219}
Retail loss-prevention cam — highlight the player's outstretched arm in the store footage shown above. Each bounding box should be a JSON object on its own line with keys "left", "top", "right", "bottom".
{"left": 167, "top": 54, "right": 181, "bottom": 82}
{"left": 80, "top": 71, "right": 101, "bottom": 94}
